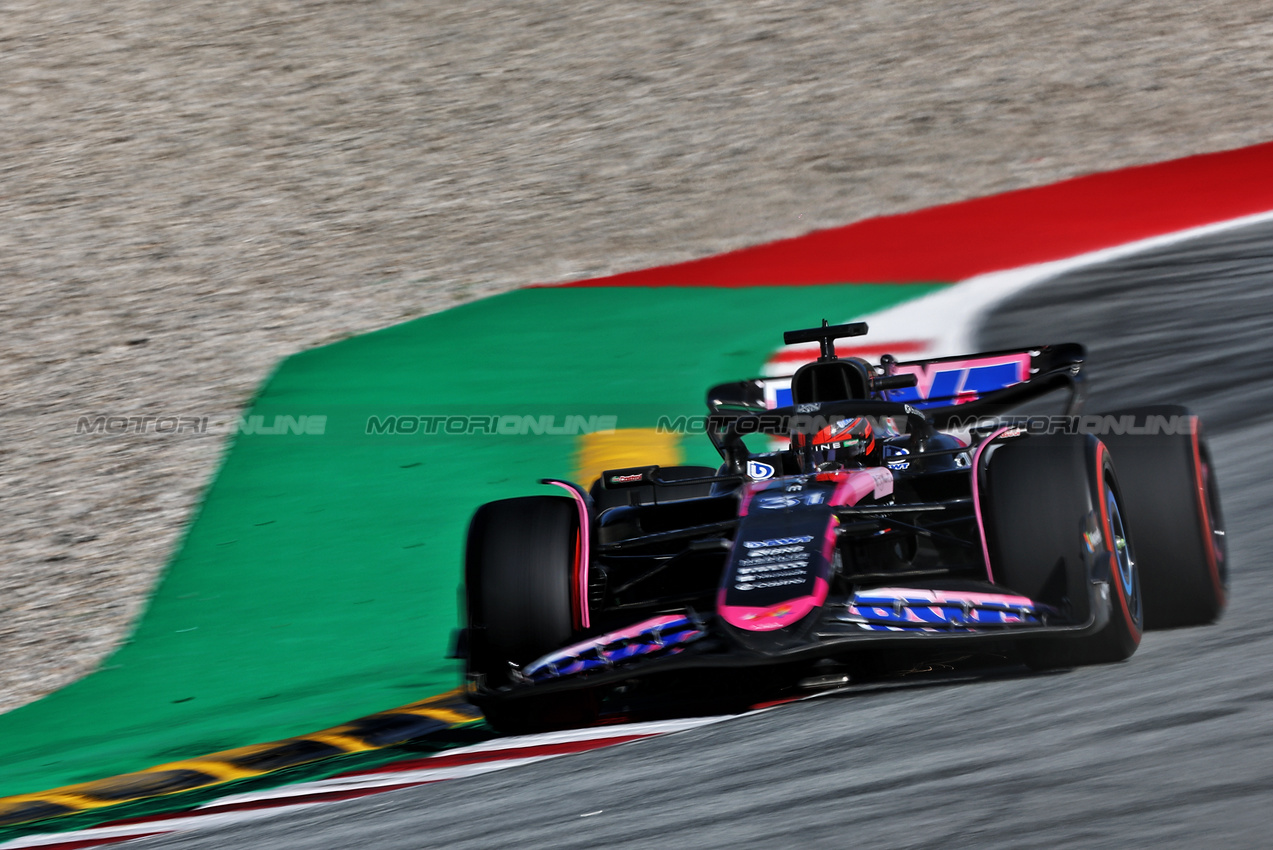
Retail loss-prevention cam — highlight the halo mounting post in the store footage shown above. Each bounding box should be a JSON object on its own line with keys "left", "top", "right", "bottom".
{"left": 782, "top": 320, "right": 869, "bottom": 362}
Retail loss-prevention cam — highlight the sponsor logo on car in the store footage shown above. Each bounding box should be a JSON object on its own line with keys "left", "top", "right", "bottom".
{"left": 746, "top": 460, "right": 775, "bottom": 480}
{"left": 756, "top": 494, "right": 801, "bottom": 509}
{"left": 742, "top": 604, "right": 793, "bottom": 621}
{"left": 734, "top": 575, "right": 807, "bottom": 590}
{"left": 744, "top": 545, "right": 806, "bottom": 557}
{"left": 887, "top": 353, "right": 1032, "bottom": 407}
{"left": 739, "top": 554, "right": 812, "bottom": 568}
{"left": 743, "top": 536, "right": 815, "bottom": 549}
{"left": 755, "top": 491, "right": 827, "bottom": 508}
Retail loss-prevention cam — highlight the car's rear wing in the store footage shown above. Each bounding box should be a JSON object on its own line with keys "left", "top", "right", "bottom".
{"left": 706, "top": 343, "right": 1087, "bottom": 428}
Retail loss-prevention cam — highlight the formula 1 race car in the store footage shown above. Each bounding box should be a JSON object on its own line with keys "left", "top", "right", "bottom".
{"left": 458, "top": 321, "right": 1227, "bottom": 733}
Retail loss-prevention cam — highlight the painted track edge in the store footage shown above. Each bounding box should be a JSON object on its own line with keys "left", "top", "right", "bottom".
{"left": 0, "top": 690, "right": 482, "bottom": 830}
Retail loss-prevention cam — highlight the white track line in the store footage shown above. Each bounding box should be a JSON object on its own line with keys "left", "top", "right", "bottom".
{"left": 206, "top": 716, "right": 730, "bottom": 807}
{"left": 764, "top": 208, "right": 1273, "bottom": 374}
{"left": 1, "top": 806, "right": 330, "bottom": 850}
{"left": 861, "top": 209, "right": 1273, "bottom": 359}
{"left": 416, "top": 714, "right": 733, "bottom": 755}
{"left": 0, "top": 716, "right": 733, "bottom": 850}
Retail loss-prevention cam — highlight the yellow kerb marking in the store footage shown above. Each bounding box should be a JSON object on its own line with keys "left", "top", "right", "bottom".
{"left": 575, "top": 429, "right": 683, "bottom": 488}
{"left": 0, "top": 689, "right": 484, "bottom": 820}
{"left": 397, "top": 706, "right": 479, "bottom": 724}
{"left": 304, "top": 732, "right": 374, "bottom": 753}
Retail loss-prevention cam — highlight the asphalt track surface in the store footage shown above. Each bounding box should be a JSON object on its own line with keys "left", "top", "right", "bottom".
{"left": 138, "top": 223, "right": 1273, "bottom": 848}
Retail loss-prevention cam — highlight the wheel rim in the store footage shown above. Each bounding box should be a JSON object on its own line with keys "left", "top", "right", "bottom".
{"left": 1106, "top": 487, "right": 1143, "bottom": 630}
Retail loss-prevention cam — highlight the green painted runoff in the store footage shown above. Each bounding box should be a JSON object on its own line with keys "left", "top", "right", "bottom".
{"left": 0, "top": 283, "right": 941, "bottom": 797}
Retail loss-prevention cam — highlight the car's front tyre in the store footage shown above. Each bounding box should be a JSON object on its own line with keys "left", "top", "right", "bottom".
{"left": 464, "top": 495, "right": 597, "bottom": 733}
{"left": 983, "top": 432, "right": 1142, "bottom": 668}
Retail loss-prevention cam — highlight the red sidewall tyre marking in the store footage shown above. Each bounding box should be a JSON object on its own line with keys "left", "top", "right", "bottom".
{"left": 1190, "top": 422, "right": 1226, "bottom": 608}
{"left": 569, "top": 528, "right": 582, "bottom": 630}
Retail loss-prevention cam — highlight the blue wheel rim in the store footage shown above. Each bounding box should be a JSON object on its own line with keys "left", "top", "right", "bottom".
{"left": 1106, "top": 487, "right": 1143, "bottom": 629}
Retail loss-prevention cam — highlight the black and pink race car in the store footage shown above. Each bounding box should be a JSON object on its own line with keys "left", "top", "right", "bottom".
{"left": 459, "top": 321, "right": 1227, "bottom": 733}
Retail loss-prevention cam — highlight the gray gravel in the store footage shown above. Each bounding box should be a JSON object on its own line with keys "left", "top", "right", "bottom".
{"left": 4, "top": 0, "right": 1273, "bottom": 712}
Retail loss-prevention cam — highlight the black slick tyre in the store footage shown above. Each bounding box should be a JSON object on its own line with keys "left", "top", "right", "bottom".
{"left": 1095, "top": 406, "right": 1226, "bottom": 629}
{"left": 465, "top": 495, "right": 596, "bottom": 732}
{"left": 983, "top": 432, "right": 1143, "bottom": 668}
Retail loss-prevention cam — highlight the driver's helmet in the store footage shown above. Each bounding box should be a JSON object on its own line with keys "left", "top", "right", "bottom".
{"left": 792, "top": 416, "right": 879, "bottom": 472}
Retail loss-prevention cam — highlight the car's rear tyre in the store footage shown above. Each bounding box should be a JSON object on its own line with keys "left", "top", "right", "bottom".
{"left": 465, "top": 495, "right": 597, "bottom": 732}
{"left": 983, "top": 433, "right": 1142, "bottom": 668}
{"left": 1095, "top": 406, "right": 1226, "bottom": 629}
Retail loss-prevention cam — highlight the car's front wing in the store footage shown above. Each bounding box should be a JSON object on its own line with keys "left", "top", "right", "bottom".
{"left": 474, "top": 582, "right": 1112, "bottom": 704}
